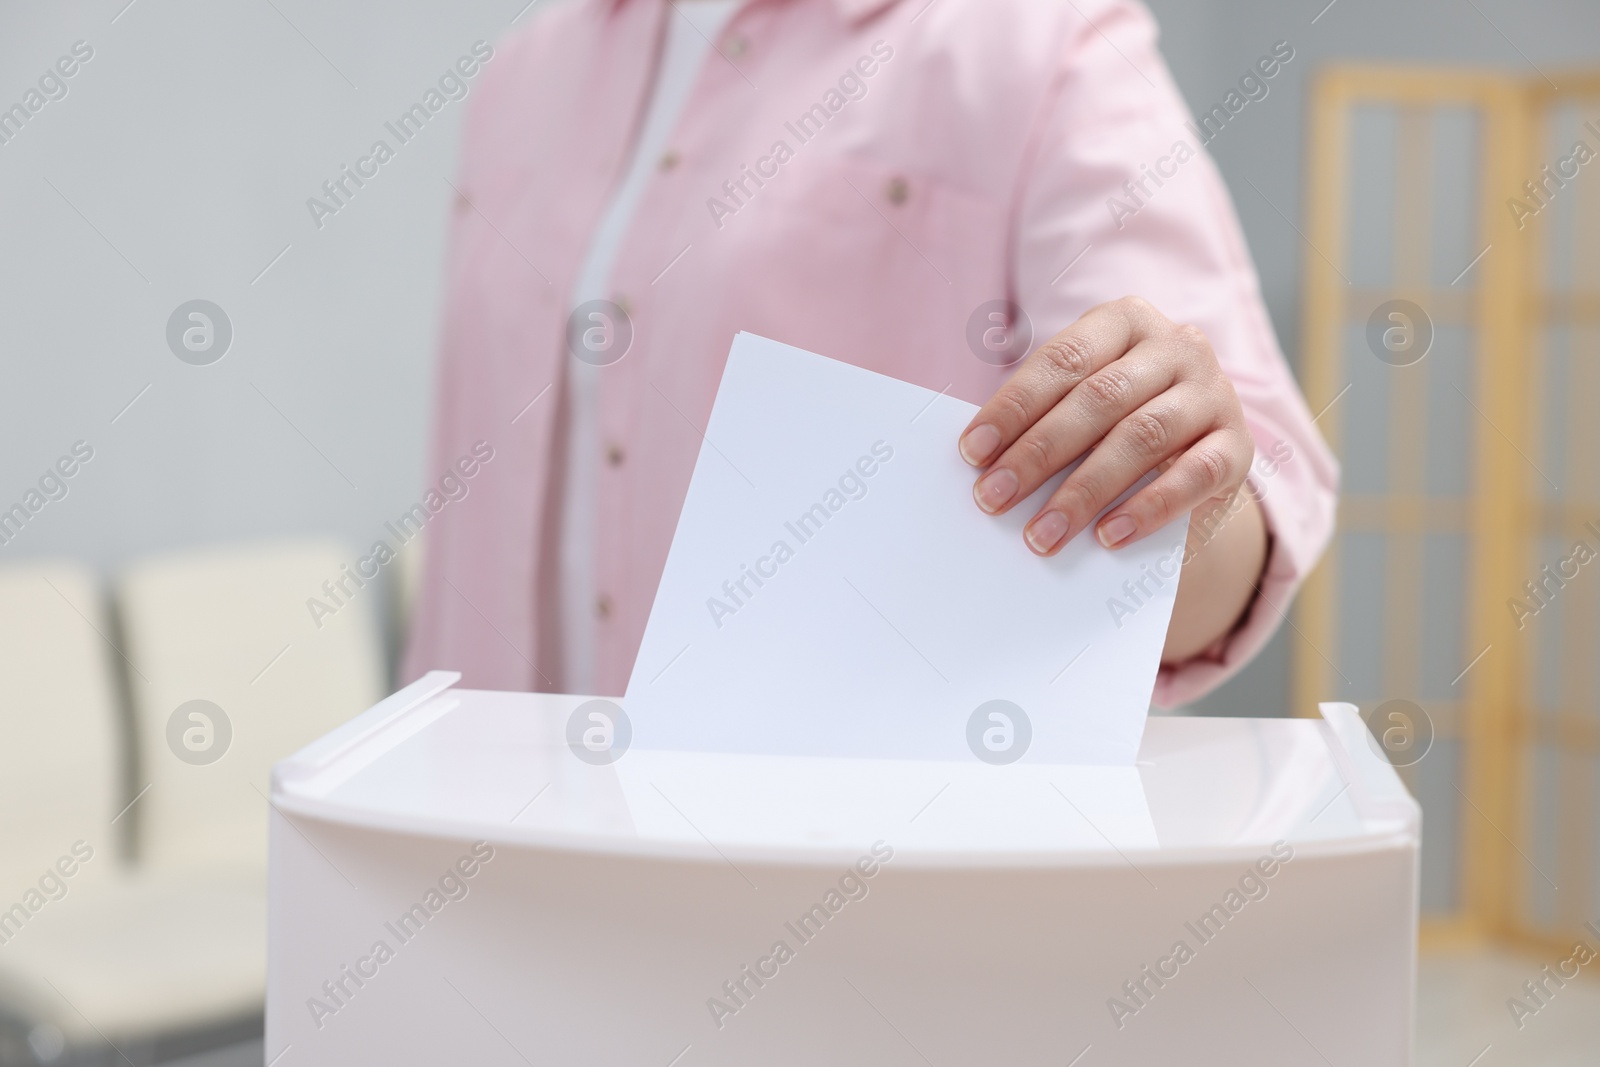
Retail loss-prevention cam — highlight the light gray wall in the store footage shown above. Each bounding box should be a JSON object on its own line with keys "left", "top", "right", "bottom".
{"left": 0, "top": 0, "right": 513, "bottom": 571}
{"left": 2, "top": 0, "right": 1595, "bottom": 710}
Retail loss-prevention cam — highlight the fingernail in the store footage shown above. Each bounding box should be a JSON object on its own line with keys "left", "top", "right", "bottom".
{"left": 959, "top": 424, "right": 1001, "bottom": 466}
{"left": 973, "top": 468, "right": 1018, "bottom": 513}
{"left": 1097, "top": 514, "right": 1137, "bottom": 548}
{"left": 1025, "top": 511, "right": 1070, "bottom": 554}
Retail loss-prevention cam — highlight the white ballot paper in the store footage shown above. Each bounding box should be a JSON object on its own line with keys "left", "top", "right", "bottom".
{"left": 624, "top": 333, "right": 1189, "bottom": 765}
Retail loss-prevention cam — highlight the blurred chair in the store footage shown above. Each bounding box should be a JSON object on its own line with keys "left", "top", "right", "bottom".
{"left": 0, "top": 875, "right": 267, "bottom": 1063}
{"left": 0, "top": 561, "right": 119, "bottom": 896}
{"left": 0, "top": 543, "right": 384, "bottom": 1064}
{"left": 116, "top": 539, "right": 385, "bottom": 876}
{"left": 1295, "top": 65, "right": 1600, "bottom": 956}
{"left": 0, "top": 560, "right": 123, "bottom": 1059}
{"left": 388, "top": 527, "right": 426, "bottom": 688}
{"left": 0, "top": 562, "right": 258, "bottom": 1061}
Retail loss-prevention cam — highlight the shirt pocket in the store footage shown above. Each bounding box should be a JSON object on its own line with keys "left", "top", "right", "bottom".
{"left": 708, "top": 152, "right": 1012, "bottom": 394}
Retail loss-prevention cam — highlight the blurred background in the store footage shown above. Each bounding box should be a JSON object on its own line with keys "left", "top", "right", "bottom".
{"left": 2, "top": 0, "right": 1599, "bottom": 1063}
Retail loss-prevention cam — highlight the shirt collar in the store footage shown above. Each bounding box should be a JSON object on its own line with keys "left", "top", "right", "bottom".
{"left": 606, "top": 0, "right": 902, "bottom": 25}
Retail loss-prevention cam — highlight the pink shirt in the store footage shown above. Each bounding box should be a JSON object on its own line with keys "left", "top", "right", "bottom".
{"left": 402, "top": 0, "right": 1339, "bottom": 709}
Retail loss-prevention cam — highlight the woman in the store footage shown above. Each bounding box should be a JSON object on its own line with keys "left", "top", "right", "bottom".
{"left": 403, "top": 0, "right": 1337, "bottom": 709}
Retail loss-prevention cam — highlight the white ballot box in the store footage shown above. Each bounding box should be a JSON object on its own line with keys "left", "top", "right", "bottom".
{"left": 267, "top": 672, "right": 1419, "bottom": 1065}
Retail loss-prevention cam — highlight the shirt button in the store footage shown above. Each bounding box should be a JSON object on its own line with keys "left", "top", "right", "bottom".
{"left": 724, "top": 34, "right": 749, "bottom": 58}
{"left": 659, "top": 150, "right": 680, "bottom": 172}
{"left": 606, "top": 443, "right": 626, "bottom": 467}
{"left": 596, "top": 594, "right": 613, "bottom": 620}
{"left": 885, "top": 176, "right": 910, "bottom": 206}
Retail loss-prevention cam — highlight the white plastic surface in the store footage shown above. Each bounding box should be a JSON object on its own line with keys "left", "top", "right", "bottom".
{"left": 272, "top": 680, "right": 1417, "bottom": 868}
{"left": 267, "top": 681, "right": 1421, "bottom": 1065}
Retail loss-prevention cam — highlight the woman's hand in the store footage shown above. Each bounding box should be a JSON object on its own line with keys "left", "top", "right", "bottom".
{"left": 959, "top": 296, "right": 1255, "bottom": 556}
{"left": 960, "top": 296, "right": 1269, "bottom": 662}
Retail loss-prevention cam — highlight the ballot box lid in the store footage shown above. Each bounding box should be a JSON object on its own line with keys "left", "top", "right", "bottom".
{"left": 271, "top": 672, "right": 1418, "bottom": 870}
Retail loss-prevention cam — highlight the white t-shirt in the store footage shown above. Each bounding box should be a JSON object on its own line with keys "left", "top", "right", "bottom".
{"left": 559, "top": 0, "right": 741, "bottom": 694}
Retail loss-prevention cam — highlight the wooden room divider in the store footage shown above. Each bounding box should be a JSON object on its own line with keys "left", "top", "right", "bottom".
{"left": 1295, "top": 64, "right": 1600, "bottom": 953}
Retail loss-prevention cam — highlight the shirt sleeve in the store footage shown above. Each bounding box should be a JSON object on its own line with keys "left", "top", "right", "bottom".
{"left": 1011, "top": 0, "right": 1339, "bottom": 708}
